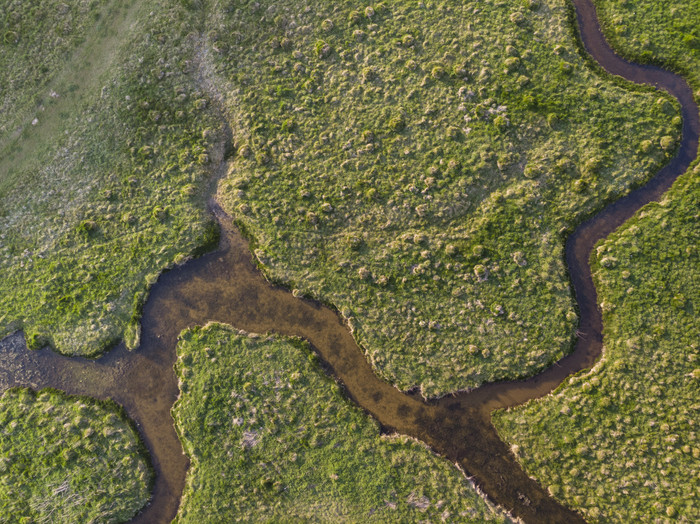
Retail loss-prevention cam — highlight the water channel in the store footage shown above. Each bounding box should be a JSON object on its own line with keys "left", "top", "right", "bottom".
{"left": 1, "top": 0, "right": 697, "bottom": 522}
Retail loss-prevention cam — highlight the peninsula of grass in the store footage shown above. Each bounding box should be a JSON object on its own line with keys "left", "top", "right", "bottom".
{"left": 211, "top": 0, "right": 679, "bottom": 396}
{"left": 0, "top": 0, "right": 222, "bottom": 356}
{"left": 0, "top": 387, "right": 152, "bottom": 522}
{"left": 493, "top": 162, "right": 700, "bottom": 522}
{"left": 173, "top": 323, "right": 510, "bottom": 523}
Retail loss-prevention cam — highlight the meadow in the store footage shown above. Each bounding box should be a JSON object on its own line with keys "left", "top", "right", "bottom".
{"left": 0, "top": 0, "right": 696, "bottom": 520}
{"left": 1, "top": 0, "right": 108, "bottom": 140}
{"left": 494, "top": 1, "right": 699, "bottom": 519}
{"left": 0, "top": 1, "right": 682, "bottom": 397}
{"left": 0, "top": 388, "right": 151, "bottom": 522}
{"left": 0, "top": 0, "right": 220, "bottom": 356}
{"left": 212, "top": 0, "right": 679, "bottom": 396}
{"left": 173, "top": 323, "right": 510, "bottom": 522}
{"left": 494, "top": 162, "right": 699, "bottom": 522}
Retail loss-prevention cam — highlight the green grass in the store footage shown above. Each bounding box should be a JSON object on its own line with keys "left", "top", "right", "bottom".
{"left": 0, "top": 0, "right": 221, "bottom": 355}
{"left": 594, "top": 0, "right": 700, "bottom": 92}
{"left": 211, "top": 0, "right": 679, "bottom": 396}
{"left": 173, "top": 323, "right": 510, "bottom": 523}
{"left": 0, "top": 387, "right": 152, "bottom": 523}
{"left": 493, "top": 163, "right": 700, "bottom": 522}
{"left": 493, "top": 1, "right": 700, "bottom": 521}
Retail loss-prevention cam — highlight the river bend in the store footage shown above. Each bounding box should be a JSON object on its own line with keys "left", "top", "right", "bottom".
{"left": 0, "top": 0, "right": 697, "bottom": 522}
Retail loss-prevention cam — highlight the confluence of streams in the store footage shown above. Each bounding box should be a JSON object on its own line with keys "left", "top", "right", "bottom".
{"left": 0, "top": 1, "right": 697, "bottom": 523}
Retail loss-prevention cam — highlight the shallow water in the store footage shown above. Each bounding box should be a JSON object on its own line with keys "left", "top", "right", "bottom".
{"left": 0, "top": 0, "right": 697, "bottom": 522}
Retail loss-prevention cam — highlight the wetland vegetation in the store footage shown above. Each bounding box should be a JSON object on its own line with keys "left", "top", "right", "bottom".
{"left": 0, "top": 0, "right": 683, "bottom": 394}
{"left": 0, "top": 0, "right": 697, "bottom": 521}
{"left": 173, "top": 323, "right": 509, "bottom": 523}
{"left": 494, "top": 0, "right": 700, "bottom": 520}
{"left": 494, "top": 163, "right": 700, "bottom": 522}
{"left": 0, "top": 388, "right": 151, "bottom": 522}
{"left": 0, "top": 0, "right": 220, "bottom": 356}
{"left": 212, "top": 0, "right": 680, "bottom": 395}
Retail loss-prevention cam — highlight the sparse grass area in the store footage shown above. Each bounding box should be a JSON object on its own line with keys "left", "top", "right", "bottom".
{"left": 0, "top": 0, "right": 221, "bottom": 355}
{"left": 173, "top": 323, "right": 510, "bottom": 523}
{"left": 0, "top": 0, "right": 108, "bottom": 138}
{"left": 0, "top": 387, "right": 151, "bottom": 523}
{"left": 493, "top": 163, "right": 700, "bottom": 522}
{"left": 212, "top": 0, "right": 679, "bottom": 396}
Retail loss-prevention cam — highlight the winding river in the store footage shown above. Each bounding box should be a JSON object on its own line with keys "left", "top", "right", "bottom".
{"left": 1, "top": 0, "right": 697, "bottom": 522}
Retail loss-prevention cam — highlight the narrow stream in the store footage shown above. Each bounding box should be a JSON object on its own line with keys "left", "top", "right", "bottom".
{"left": 1, "top": 1, "right": 697, "bottom": 523}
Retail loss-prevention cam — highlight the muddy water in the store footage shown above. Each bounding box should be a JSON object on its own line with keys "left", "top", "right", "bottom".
{"left": 0, "top": 0, "right": 697, "bottom": 523}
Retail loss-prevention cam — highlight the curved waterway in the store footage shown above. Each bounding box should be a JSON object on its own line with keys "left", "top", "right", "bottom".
{"left": 1, "top": 0, "right": 697, "bottom": 522}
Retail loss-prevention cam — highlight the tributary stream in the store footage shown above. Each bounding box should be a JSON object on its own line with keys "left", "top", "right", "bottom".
{"left": 1, "top": 0, "right": 697, "bottom": 522}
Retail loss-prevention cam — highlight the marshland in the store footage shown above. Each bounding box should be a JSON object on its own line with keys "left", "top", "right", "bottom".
{"left": 0, "top": 0, "right": 697, "bottom": 522}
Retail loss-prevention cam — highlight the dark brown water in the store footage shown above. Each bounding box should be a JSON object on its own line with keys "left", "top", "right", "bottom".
{"left": 1, "top": 0, "right": 697, "bottom": 522}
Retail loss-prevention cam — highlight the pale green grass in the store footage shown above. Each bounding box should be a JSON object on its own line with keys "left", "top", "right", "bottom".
{"left": 0, "top": 0, "right": 220, "bottom": 355}
{"left": 594, "top": 0, "right": 700, "bottom": 91}
{"left": 0, "top": 0, "right": 145, "bottom": 191}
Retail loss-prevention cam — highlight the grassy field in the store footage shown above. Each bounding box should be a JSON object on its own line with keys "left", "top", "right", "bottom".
{"left": 173, "top": 323, "right": 510, "bottom": 522}
{"left": 494, "top": 163, "right": 700, "bottom": 522}
{"left": 0, "top": 387, "right": 151, "bottom": 522}
{"left": 211, "top": 0, "right": 679, "bottom": 396}
{"left": 494, "top": 1, "right": 699, "bottom": 521}
{"left": 0, "top": 1, "right": 683, "bottom": 395}
{"left": 0, "top": 0, "right": 221, "bottom": 355}
{"left": 594, "top": 0, "right": 700, "bottom": 91}
{"left": 0, "top": 0, "right": 108, "bottom": 140}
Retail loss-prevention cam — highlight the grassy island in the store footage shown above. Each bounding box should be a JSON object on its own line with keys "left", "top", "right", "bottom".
{"left": 594, "top": 0, "right": 700, "bottom": 91}
{"left": 173, "top": 323, "right": 510, "bottom": 522}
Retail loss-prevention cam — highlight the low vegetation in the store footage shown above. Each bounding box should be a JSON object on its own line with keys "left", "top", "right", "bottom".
{"left": 0, "top": 1, "right": 684, "bottom": 396}
{"left": 212, "top": 0, "right": 679, "bottom": 396}
{"left": 173, "top": 323, "right": 510, "bottom": 522}
{"left": 495, "top": 2, "right": 699, "bottom": 521}
{"left": 594, "top": 0, "right": 700, "bottom": 91}
{"left": 494, "top": 163, "right": 700, "bottom": 522}
{"left": 0, "top": 0, "right": 220, "bottom": 355}
{"left": 0, "top": 387, "right": 151, "bottom": 522}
